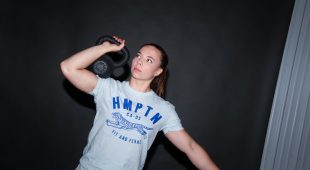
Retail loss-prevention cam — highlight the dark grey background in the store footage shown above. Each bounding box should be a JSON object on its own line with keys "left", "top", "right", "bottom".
{"left": 1, "top": 0, "right": 294, "bottom": 169}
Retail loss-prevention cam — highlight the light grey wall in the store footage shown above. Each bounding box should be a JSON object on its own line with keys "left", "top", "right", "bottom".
{"left": 260, "top": 0, "right": 310, "bottom": 169}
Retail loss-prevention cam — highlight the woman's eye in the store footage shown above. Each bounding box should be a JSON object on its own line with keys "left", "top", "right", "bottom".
{"left": 146, "top": 59, "right": 153, "bottom": 63}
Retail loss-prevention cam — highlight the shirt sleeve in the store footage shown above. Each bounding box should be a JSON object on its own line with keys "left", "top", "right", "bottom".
{"left": 89, "top": 77, "right": 113, "bottom": 103}
{"left": 162, "top": 119, "right": 184, "bottom": 134}
{"left": 161, "top": 104, "right": 184, "bottom": 134}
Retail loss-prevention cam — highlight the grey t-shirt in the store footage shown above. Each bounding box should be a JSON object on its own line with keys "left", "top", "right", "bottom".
{"left": 76, "top": 78, "right": 183, "bottom": 170}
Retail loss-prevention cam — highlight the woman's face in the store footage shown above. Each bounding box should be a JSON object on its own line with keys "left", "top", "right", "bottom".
{"left": 131, "top": 45, "right": 163, "bottom": 81}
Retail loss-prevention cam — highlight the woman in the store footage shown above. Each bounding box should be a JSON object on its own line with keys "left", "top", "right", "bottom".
{"left": 60, "top": 36, "right": 219, "bottom": 170}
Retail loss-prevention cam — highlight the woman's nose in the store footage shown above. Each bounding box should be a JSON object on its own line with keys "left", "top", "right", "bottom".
{"left": 137, "top": 58, "right": 142, "bottom": 65}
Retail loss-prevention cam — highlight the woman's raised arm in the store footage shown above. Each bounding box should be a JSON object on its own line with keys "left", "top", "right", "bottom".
{"left": 60, "top": 37, "right": 125, "bottom": 93}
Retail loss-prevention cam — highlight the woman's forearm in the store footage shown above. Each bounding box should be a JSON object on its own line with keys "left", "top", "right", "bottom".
{"left": 186, "top": 141, "right": 219, "bottom": 170}
{"left": 61, "top": 45, "right": 108, "bottom": 71}
{"left": 166, "top": 130, "right": 219, "bottom": 170}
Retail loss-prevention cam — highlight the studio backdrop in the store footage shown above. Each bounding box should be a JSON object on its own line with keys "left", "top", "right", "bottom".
{"left": 1, "top": 0, "right": 294, "bottom": 169}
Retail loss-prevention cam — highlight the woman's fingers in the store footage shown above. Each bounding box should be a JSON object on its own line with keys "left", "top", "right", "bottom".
{"left": 113, "top": 35, "right": 124, "bottom": 44}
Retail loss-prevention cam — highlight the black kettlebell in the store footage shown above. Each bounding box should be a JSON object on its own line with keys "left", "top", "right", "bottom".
{"left": 89, "top": 35, "right": 130, "bottom": 78}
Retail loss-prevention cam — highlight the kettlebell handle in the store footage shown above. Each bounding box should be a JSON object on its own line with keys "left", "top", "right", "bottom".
{"left": 95, "top": 35, "right": 130, "bottom": 68}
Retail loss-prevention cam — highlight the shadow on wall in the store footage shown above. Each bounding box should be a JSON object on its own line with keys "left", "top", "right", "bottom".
{"left": 62, "top": 79, "right": 96, "bottom": 110}
{"left": 62, "top": 62, "right": 131, "bottom": 110}
{"left": 144, "top": 132, "right": 197, "bottom": 170}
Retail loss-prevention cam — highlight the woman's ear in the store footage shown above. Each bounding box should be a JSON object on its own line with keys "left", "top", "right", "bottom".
{"left": 154, "top": 68, "right": 163, "bottom": 77}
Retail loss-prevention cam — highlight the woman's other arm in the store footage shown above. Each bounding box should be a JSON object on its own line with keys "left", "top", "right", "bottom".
{"left": 165, "top": 130, "right": 219, "bottom": 170}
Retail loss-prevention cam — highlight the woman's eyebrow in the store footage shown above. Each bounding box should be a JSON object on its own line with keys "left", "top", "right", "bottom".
{"left": 146, "top": 56, "right": 155, "bottom": 60}
{"left": 137, "top": 51, "right": 155, "bottom": 60}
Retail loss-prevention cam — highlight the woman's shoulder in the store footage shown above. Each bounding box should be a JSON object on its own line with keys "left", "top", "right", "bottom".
{"left": 153, "top": 95, "right": 175, "bottom": 109}
{"left": 98, "top": 77, "right": 124, "bottom": 86}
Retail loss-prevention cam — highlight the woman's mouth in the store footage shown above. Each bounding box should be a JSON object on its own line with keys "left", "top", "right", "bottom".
{"left": 133, "top": 67, "right": 142, "bottom": 72}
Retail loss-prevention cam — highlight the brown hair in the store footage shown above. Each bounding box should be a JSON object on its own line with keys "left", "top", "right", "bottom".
{"left": 140, "top": 43, "right": 169, "bottom": 98}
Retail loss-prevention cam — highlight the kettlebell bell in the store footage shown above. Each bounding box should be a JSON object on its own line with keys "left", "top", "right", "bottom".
{"left": 89, "top": 35, "right": 130, "bottom": 78}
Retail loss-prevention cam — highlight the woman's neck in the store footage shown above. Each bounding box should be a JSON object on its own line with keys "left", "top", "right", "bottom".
{"left": 129, "top": 77, "right": 152, "bottom": 93}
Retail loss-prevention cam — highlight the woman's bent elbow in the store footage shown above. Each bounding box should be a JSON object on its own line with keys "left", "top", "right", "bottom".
{"left": 60, "top": 61, "right": 72, "bottom": 77}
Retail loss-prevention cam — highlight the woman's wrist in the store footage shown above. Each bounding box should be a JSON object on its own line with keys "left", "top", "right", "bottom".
{"left": 94, "top": 44, "right": 109, "bottom": 55}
